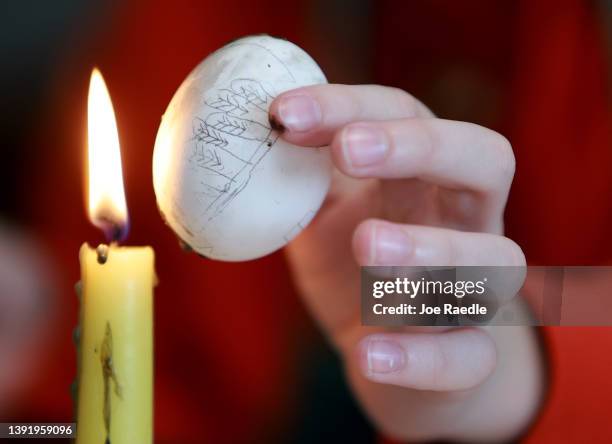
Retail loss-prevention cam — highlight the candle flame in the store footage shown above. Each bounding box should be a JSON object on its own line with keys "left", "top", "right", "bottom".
{"left": 87, "top": 68, "right": 129, "bottom": 241}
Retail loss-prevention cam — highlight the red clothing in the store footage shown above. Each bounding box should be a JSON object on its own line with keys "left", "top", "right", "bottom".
{"left": 510, "top": 1, "right": 612, "bottom": 442}
{"left": 377, "top": 4, "right": 612, "bottom": 443}
{"left": 376, "top": 2, "right": 612, "bottom": 443}
{"left": 23, "top": 0, "right": 612, "bottom": 442}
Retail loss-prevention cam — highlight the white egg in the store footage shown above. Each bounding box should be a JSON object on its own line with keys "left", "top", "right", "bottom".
{"left": 153, "top": 35, "right": 331, "bottom": 261}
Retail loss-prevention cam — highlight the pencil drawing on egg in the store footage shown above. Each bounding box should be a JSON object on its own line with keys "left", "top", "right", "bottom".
{"left": 192, "top": 77, "right": 278, "bottom": 219}
{"left": 153, "top": 35, "right": 332, "bottom": 261}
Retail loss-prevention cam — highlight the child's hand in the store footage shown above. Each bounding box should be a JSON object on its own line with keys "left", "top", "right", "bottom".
{"left": 270, "top": 85, "right": 544, "bottom": 442}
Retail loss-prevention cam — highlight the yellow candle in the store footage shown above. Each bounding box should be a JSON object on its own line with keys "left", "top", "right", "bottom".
{"left": 76, "top": 244, "right": 155, "bottom": 444}
{"left": 77, "top": 68, "right": 155, "bottom": 443}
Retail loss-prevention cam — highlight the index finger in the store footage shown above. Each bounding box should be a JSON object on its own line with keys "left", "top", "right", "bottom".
{"left": 269, "top": 84, "right": 434, "bottom": 147}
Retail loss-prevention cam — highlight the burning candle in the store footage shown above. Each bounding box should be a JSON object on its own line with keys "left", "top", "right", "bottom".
{"left": 76, "top": 68, "right": 155, "bottom": 444}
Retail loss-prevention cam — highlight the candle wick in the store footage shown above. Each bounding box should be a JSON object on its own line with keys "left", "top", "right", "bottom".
{"left": 96, "top": 244, "right": 109, "bottom": 264}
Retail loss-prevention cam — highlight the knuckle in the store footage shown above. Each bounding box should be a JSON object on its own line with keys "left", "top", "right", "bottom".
{"left": 407, "top": 119, "right": 438, "bottom": 170}
{"left": 443, "top": 232, "right": 460, "bottom": 265}
{"left": 493, "top": 133, "right": 516, "bottom": 182}
{"left": 501, "top": 236, "right": 526, "bottom": 266}
{"left": 351, "top": 220, "right": 372, "bottom": 262}
{"left": 344, "top": 86, "right": 366, "bottom": 119}
{"left": 457, "top": 329, "right": 497, "bottom": 389}
{"left": 469, "top": 330, "right": 498, "bottom": 383}
{"left": 430, "top": 339, "right": 451, "bottom": 386}
{"left": 388, "top": 87, "right": 421, "bottom": 118}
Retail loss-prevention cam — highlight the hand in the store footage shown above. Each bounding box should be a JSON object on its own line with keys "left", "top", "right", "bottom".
{"left": 270, "top": 85, "right": 544, "bottom": 442}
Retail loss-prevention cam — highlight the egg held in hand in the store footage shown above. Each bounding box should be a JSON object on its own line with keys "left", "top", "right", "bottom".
{"left": 153, "top": 35, "right": 331, "bottom": 261}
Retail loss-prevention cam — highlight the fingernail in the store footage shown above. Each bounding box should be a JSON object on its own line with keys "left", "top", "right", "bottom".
{"left": 343, "top": 126, "right": 388, "bottom": 167}
{"left": 276, "top": 94, "right": 321, "bottom": 132}
{"left": 361, "top": 338, "right": 406, "bottom": 374}
{"left": 372, "top": 224, "right": 412, "bottom": 265}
